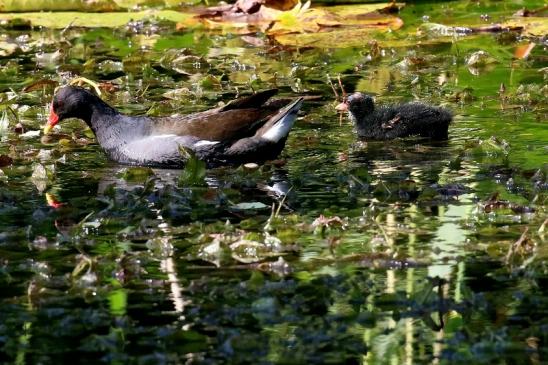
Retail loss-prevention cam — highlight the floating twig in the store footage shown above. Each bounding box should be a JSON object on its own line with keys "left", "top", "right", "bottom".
{"left": 326, "top": 74, "right": 339, "bottom": 101}
{"left": 69, "top": 77, "right": 102, "bottom": 96}
{"left": 505, "top": 227, "right": 529, "bottom": 264}
{"left": 337, "top": 74, "right": 347, "bottom": 100}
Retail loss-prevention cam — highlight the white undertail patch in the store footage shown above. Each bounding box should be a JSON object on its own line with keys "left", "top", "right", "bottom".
{"left": 262, "top": 98, "right": 303, "bottom": 143}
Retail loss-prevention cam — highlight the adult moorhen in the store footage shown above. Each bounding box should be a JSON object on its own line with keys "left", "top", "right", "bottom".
{"left": 45, "top": 86, "right": 303, "bottom": 168}
{"left": 336, "top": 92, "right": 452, "bottom": 140}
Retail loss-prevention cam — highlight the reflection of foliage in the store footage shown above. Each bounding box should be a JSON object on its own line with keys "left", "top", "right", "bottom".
{"left": 182, "top": 271, "right": 368, "bottom": 363}
{"left": 439, "top": 257, "right": 548, "bottom": 364}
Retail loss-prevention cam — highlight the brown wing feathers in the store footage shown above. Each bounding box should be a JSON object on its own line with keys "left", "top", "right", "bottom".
{"left": 150, "top": 89, "right": 290, "bottom": 141}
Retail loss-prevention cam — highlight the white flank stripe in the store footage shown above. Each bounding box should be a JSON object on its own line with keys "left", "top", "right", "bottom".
{"left": 194, "top": 140, "right": 219, "bottom": 147}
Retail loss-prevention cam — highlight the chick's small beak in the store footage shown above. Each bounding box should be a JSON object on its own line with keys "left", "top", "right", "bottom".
{"left": 335, "top": 101, "right": 348, "bottom": 112}
{"left": 44, "top": 104, "right": 59, "bottom": 135}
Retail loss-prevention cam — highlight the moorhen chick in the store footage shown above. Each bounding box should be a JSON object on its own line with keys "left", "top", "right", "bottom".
{"left": 45, "top": 86, "right": 303, "bottom": 168}
{"left": 336, "top": 93, "right": 452, "bottom": 140}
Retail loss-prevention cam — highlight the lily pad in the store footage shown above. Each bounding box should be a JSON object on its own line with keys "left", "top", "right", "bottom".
{"left": 230, "top": 239, "right": 269, "bottom": 263}
{"left": 184, "top": 1, "right": 404, "bottom": 48}
{"left": 0, "top": 0, "right": 182, "bottom": 12}
{"left": 0, "top": 0, "right": 119, "bottom": 12}
{"left": 269, "top": 3, "right": 404, "bottom": 34}
{"left": 118, "top": 167, "right": 155, "bottom": 182}
{"left": 504, "top": 16, "right": 548, "bottom": 37}
{"left": 0, "top": 10, "right": 192, "bottom": 29}
{"left": 0, "top": 40, "right": 18, "bottom": 57}
{"left": 270, "top": 3, "right": 404, "bottom": 47}
{"left": 274, "top": 22, "right": 403, "bottom": 48}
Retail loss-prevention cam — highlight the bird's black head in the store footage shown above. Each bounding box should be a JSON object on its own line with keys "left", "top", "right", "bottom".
{"left": 346, "top": 92, "right": 375, "bottom": 122}
{"left": 45, "top": 86, "right": 106, "bottom": 133}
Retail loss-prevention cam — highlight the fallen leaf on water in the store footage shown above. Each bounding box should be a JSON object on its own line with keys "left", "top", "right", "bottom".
{"left": 504, "top": 16, "right": 548, "bottom": 36}
{"left": 13, "top": 123, "right": 24, "bottom": 134}
{"left": 481, "top": 192, "right": 534, "bottom": 214}
{"left": 525, "top": 336, "right": 540, "bottom": 350}
{"left": 270, "top": 2, "right": 403, "bottom": 34}
{"left": 275, "top": 21, "right": 403, "bottom": 48}
{"left": 98, "top": 82, "right": 118, "bottom": 93}
{"left": 22, "top": 79, "right": 59, "bottom": 93}
{"left": 0, "top": 40, "right": 18, "bottom": 57}
{"left": 36, "top": 149, "right": 53, "bottom": 162}
{"left": 466, "top": 50, "right": 497, "bottom": 66}
{"left": 265, "top": 0, "right": 299, "bottom": 11}
{"left": 241, "top": 35, "right": 266, "bottom": 47}
{"left": 311, "top": 214, "right": 344, "bottom": 229}
{"left": 514, "top": 5, "right": 548, "bottom": 17}
{"left": 514, "top": 42, "right": 535, "bottom": 59}
{"left": 0, "top": 154, "right": 13, "bottom": 167}
{"left": 230, "top": 239, "right": 271, "bottom": 263}
{"left": 20, "top": 130, "right": 41, "bottom": 138}
{"left": 188, "top": 2, "right": 404, "bottom": 47}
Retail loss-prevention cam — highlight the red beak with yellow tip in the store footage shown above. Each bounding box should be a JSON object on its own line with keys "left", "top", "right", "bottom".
{"left": 44, "top": 103, "right": 59, "bottom": 135}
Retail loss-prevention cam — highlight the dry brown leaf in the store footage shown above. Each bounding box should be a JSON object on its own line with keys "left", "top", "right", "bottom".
{"left": 22, "top": 79, "right": 59, "bottom": 92}
{"left": 514, "top": 42, "right": 536, "bottom": 59}
{"left": 0, "top": 155, "right": 13, "bottom": 167}
{"left": 274, "top": 19, "right": 403, "bottom": 48}
{"left": 236, "top": 0, "right": 263, "bottom": 14}
{"left": 265, "top": 0, "right": 298, "bottom": 11}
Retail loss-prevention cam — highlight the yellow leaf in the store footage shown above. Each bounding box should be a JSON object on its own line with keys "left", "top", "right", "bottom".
{"left": 185, "top": 1, "right": 405, "bottom": 39}
{"left": 0, "top": 10, "right": 192, "bottom": 28}
{"left": 275, "top": 22, "right": 403, "bottom": 48}
{"left": 504, "top": 16, "right": 548, "bottom": 37}
{"left": 268, "top": 2, "right": 404, "bottom": 37}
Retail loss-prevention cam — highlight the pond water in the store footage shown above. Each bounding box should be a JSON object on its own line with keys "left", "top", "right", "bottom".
{"left": 0, "top": 1, "right": 547, "bottom": 364}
